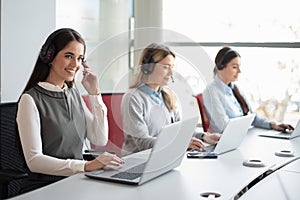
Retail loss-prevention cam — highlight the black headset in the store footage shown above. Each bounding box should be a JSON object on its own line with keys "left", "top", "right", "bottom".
{"left": 141, "top": 43, "right": 159, "bottom": 75}
{"left": 216, "top": 48, "right": 235, "bottom": 70}
{"left": 39, "top": 28, "right": 74, "bottom": 64}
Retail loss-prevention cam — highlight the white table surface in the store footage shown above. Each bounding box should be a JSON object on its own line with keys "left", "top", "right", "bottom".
{"left": 10, "top": 128, "right": 300, "bottom": 200}
{"left": 239, "top": 158, "right": 300, "bottom": 200}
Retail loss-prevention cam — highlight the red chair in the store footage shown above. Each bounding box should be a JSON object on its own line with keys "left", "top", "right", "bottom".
{"left": 194, "top": 94, "right": 210, "bottom": 132}
{"left": 82, "top": 93, "right": 124, "bottom": 156}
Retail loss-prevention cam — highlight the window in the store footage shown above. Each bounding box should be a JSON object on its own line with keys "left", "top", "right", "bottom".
{"left": 56, "top": 0, "right": 133, "bottom": 93}
{"left": 163, "top": 0, "right": 300, "bottom": 123}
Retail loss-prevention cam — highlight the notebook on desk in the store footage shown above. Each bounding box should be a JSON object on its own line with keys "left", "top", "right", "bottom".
{"left": 85, "top": 116, "right": 199, "bottom": 185}
{"left": 258, "top": 120, "right": 300, "bottom": 139}
{"left": 193, "top": 114, "right": 255, "bottom": 155}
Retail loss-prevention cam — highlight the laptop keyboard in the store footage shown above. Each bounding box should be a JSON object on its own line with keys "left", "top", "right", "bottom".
{"left": 111, "top": 162, "right": 146, "bottom": 180}
{"left": 205, "top": 145, "right": 215, "bottom": 152}
{"left": 188, "top": 144, "right": 216, "bottom": 153}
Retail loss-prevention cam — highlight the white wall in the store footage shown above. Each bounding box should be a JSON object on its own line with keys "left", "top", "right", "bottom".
{"left": 0, "top": 0, "right": 56, "bottom": 102}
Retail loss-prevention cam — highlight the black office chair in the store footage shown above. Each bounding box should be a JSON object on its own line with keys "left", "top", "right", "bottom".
{"left": 0, "top": 102, "right": 29, "bottom": 199}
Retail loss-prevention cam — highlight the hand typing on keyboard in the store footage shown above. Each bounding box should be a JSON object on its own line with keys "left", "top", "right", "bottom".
{"left": 96, "top": 152, "right": 125, "bottom": 166}
{"left": 270, "top": 123, "right": 294, "bottom": 133}
{"left": 84, "top": 152, "right": 124, "bottom": 172}
{"left": 105, "top": 164, "right": 124, "bottom": 170}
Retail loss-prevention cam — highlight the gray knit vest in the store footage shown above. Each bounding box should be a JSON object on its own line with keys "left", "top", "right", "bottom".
{"left": 26, "top": 85, "right": 86, "bottom": 160}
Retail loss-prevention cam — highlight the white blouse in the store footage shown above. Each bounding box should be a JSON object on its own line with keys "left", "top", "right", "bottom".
{"left": 17, "top": 82, "right": 108, "bottom": 176}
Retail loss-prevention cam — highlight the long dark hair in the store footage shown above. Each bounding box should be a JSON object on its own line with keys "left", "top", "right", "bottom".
{"left": 21, "top": 28, "right": 86, "bottom": 96}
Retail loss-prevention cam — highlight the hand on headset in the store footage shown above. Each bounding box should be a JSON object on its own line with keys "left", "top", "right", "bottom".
{"left": 81, "top": 61, "right": 100, "bottom": 95}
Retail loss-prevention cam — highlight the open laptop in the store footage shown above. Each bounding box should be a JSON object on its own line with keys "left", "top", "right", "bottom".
{"left": 193, "top": 114, "right": 255, "bottom": 155}
{"left": 258, "top": 120, "right": 300, "bottom": 139}
{"left": 85, "top": 116, "right": 199, "bottom": 185}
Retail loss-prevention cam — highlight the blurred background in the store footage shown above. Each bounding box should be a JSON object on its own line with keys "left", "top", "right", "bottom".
{"left": 2, "top": 0, "right": 300, "bottom": 124}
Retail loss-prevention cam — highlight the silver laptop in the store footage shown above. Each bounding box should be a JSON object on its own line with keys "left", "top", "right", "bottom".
{"left": 85, "top": 116, "right": 199, "bottom": 185}
{"left": 198, "top": 114, "right": 255, "bottom": 155}
{"left": 258, "top": 120, "right": 300, "bottom": 139}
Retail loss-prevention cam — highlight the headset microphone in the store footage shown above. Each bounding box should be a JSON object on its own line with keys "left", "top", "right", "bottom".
{"left": 171, "top": 76, "right": 174, "bottom": 83}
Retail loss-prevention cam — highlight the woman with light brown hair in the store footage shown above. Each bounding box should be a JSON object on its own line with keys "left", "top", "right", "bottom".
{"left": 121, "top": 42, "right": 220, "bottom": 155}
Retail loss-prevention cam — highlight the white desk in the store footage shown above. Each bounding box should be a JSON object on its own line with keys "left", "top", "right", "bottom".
{"left": 10, "top": 128, "right": 300, "bottom": 200}
{"left": 280, "top": 154, "right": 300, "bottom": 173}
{"left": 239, "top": 128, "right": 300, "bottom": 171}
{"left": 239, "top": 158, "right": 300, "bottom": 200}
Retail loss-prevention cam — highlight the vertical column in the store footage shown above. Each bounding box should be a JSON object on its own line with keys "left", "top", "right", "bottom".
{"left": 132, "top": 0, "right": 164, "bottom": 75}
{"left": 90, "top": 0, "right": 131, "bottom": 93}
{"left": 99, "top": 0, "right": 130, "bottom": 40}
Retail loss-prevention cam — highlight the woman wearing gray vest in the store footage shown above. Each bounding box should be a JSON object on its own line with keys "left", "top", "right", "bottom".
{"left": 17, "top": 28, "right": 124, "bottom": 193}
{"left": 121, "top": 43, "right": 220, "bottom": 155}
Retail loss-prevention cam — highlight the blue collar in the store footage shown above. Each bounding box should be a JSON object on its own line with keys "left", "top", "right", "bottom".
{"left": 139, "top": 84, "right": 163, "bottom": 104}
{"left": 215, "top": 75, "right": 235, "bottom": 94}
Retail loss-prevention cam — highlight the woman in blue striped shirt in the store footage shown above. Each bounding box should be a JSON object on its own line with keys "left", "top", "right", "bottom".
{"left": 203, "top": 46, "right": 293, "bottom": 133}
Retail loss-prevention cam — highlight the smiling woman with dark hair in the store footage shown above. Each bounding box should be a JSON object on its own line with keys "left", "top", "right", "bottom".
{"left": 17, "top": 28, "right": 124, "bottom": 193}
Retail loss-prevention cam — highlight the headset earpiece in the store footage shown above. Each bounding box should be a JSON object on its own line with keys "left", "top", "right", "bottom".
{"left": 141, "top": 63, "right": 155, "bottom": 75}
{"left": 216, "top": 49, "right": 234, "bottom": 70}
{"left": 39, "top": 42, "right": 55, "bottom": 64}
{"left": 141, "top": 43, "right": 159, "bottom": 75}
{"left": 39, "top": 28, "right": 73, "bottom": 65}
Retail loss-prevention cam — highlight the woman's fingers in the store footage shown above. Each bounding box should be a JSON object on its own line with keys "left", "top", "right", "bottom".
{"left": 189, "top": 137, "right": 205, "bottom": 151}
{"left": 96, "top": 152, "right": 124, "bottom": 166}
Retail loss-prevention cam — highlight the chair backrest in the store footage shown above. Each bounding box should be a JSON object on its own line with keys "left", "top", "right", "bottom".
{"left": 0, "top": 102, "right": 28, "bottom": 198}
{"left": 194, "top": 94, "right": 210, "bottom": 132}
{"left": 82, "top": 93, "right": 125, "bottom": 156}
